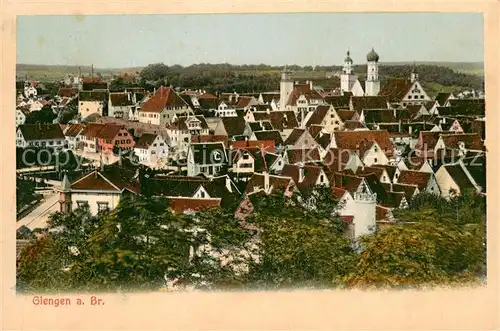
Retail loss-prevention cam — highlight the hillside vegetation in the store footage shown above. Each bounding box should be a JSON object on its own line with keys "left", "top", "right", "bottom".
{"left": 17, "top": 61, "right": 484, "bottom": 97}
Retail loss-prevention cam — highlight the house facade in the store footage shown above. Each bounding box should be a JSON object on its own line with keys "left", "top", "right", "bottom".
{"left": 134, "top": 133, "right": 169, "bottom": 167}
{"left": 187, "top": 142, "right": 227, "bottom": 177}
{"left": 16, "top": 124, "right": 66, "bottom": 150}
{"left": 138, "top": 86, "right": 193, "bottom": 125}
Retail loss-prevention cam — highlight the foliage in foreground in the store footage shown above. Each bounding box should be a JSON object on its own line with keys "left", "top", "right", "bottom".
{"left": 16, "top": 189, "right": 486, "bottom": 292}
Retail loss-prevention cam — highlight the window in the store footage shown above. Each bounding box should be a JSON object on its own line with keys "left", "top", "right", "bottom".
{"left": 320, "top": 175, "right": 324, "bottom": 183}
{"left": 160, "top": 143, "right": 164, "bottom": 146}
{"left": 97, "top": 202, "right": 109, "bottom": 213}
{"left": 408, "top": 95, "right": 412, "bottom": 99}
{"left": 153, "top": 143, "right": 157, "bottom": 147}
{"left": 243, "top": 154, "right": 250, "bottom": 160}
{"left": 374, "top": 158, "right": 378, "bottom": 164}
{"left": 49, "top": 141, "right": 54, "bottom": 146}
{"left": 200, "top": 191, "right": 205, "bottom": 198}
{"left": 151, "top": 150, "right": 156, "bottom": 154}
{"left": 200, "top": 166, "right": 207, "bottom": 172}
{"left": 76, "top": 200, "right": 89, "bottom": 209}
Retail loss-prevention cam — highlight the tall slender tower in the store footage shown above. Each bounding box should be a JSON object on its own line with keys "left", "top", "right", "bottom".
{"left": 340, "top": 50, "right": 357, "bottom": 94}
{"left": 279, "top": 66, "right": 294, "bottom": 110}
{"left": 59, "top": 173, "right": 72, "bottom": 213}
{"left": 365, "top": 48, "right": 380, "bottom": 96}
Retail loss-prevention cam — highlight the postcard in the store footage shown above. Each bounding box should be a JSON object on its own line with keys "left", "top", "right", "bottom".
{"left": 1, "top": 1, "right": 499, "bottom": 330}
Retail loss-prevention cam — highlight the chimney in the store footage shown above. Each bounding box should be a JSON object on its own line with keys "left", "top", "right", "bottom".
{"left": 263, "top": 171, "right": 270, "bottom": 192}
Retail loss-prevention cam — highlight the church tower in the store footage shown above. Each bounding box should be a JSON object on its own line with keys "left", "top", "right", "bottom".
{"left": 340, "top": 50, "right": 357, "bottom": 94}
{"left": 279, "top": 66, "right": 294, "bottom": 110}
{"left": 365, "top": 48, "right": 380, "bottom": 96}
{"left": 410, "top": 62, "right": 419, "bottom": 83}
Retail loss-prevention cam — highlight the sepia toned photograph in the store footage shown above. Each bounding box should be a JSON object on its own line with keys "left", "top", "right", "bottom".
{"left": 14, "top": 12, "right": 487, "bottom": 295}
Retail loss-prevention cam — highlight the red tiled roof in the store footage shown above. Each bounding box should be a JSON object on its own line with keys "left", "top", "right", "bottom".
{"left": 235, "top": 96, "right": 254, "bottom": 109}
{"left": 416, "top": 131, "right": 442, "bottom": 150}
{"left": 58, "top": 87, "right": 79, "bottom": 98}
{"left": 396, "top": 170, "right": 432, "bottom": 191}
{"left": 376, "top": 205, "right": 390, "bottom": 220}
{"left": 18, "top": 124, "right": 65, "bottom": 141}
{"left": 192, "top": 135, "right": 229, "bottom": 148}
{"left": 139, "top": 86, "right": 189, "bottom": 113}
{"left": 286, "top": 147, "right": 322, "bottom": 164}
{"left": 280, "top": 164, "right": 324, "bottom": 193}
{"left": 331, "top": 172, "right": 363, "bottom": 195}
{"left": 284, "top": 128, "right": 307, "bottom": 146}
{"left": 305, "top": 105, "right": 330, "bottom": 126}
{"left": 379, "top": 78, "right": 413, "bottom": 102}
{"left": 252, "top": 111, "right": 299, "bottom": 131}
{"left": 64, "top": 124, "right": 85, "bottom": 137}
{"left": 81, "top": 123, "right": 105, "bottom": 138}
{"left": 231, "top": 140, "right": 275, "bottom": 153}
{"left": 109, "top": 92, "right": 134, "bottom": 107}
{"left": 440, "top": 133, "right": 483, "bottom": 150}
{"left": 323, "top": 148, "right": 355, "bottom": 173}
{"left": 343, "top": 120, "right": 367, "bottom": 130}
{"left": 337, "top": 109, "right": 356, "bottom": 122}
{"left": 134, "top": 133, "right": 158, "bottom": 149}
{"left": 168, "top": 197, "right": 221, "bottom": 214}
{"left": 308, "top": 125, "right": 323, "bottom": 139}
{"left": 199, "top": 92, "right": 218, "bottom": 99}
{"left": 334, "top": 130, "right": 393, "bottom": 154}
{"left": 351, "top": 96, "right": 389, "bottom": 111}
{"left": 71, "top": 172, "right": 119, "bottom": 191}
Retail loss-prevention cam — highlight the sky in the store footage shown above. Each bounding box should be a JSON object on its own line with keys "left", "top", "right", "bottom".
{"left": 17, "top": 13, "right": 484, "bottom": 68}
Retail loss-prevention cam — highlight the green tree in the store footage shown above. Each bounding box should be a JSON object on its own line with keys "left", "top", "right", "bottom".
{"left": 25, "top": 105, "right": 57, "bottom": 124}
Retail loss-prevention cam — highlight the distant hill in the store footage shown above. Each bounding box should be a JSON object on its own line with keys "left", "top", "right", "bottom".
{"left": 16, "top": 64, "right": 142, "bottom": 81}
{"left": 17, "top": 61, "right": 484, "bottom": 81}
{"left": 380, "top": 61, "right": 484, "bottom": 76}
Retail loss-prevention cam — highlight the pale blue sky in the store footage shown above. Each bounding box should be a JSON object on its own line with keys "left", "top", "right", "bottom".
{"left": 17, "top": 13, "right": 484, "bottom": 68}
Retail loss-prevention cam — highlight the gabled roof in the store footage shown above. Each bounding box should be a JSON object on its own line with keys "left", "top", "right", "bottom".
{"left": 323, "top": 148, "right": 356, "bottom": 173}
{"left": 81, "top": 123, "right": 105, "bottom": 138}
{"left": 245, "top": 173, "right": 294, "bottom": 195}
{"left": 220, "top": 116, "right": 247, "bottom": 137}
{"left": 71, "top": 162, "right": 140, "bottom": 194}
{"left": 281, "top": 164, "right": 325, "bottom": 194}
{"left": 363, "top": 108, "right": 398, "bottom": 123}
{"left": 343, "top": 120, "right": 367, "bottom": 130}
{"left": 248, "top": 120, "right": 274, "bottom": 132}
{"left": 230, "top": 140, "right": 275, "bottom": 153}
{"left": 379, "top": 78, "right": 413, "bottom": 101}
{"left": 18, "top": 124, "right": 65, "bottom": 141}
{"left": 146, "top": 175, "right": 207, "bottom": 197}
{"left": 308, "top": 124, "right": 324, "bottom": 139}
{"left": 334, "top": 130, "right": 393, "bottom": 153}
{"left": 168, "top": 198, "right": 221, "bottom": 214}
{"left": 337, "top": 109, "right": 356, "bottom": 122}
{"left": 139, "top": 86, "right": 189, "bottom": 113}
{"left": 305, "top": 105, "right": 331, "bottom": 126}
{"left": 95, "top": 124, "right": 125, "bottom": 140}
{"left": 168, "top": 115, "right": 210, "bottom": 131}
{"left": 396, "top": 105, "right": 421, "bottom": 121}
{"left": 109, "top": 92, "right": 134, "bottom": 107}
{"left": 64, "top": 124, "right": 85, "bottom": 137}
{"left": 134, "top": 133, "right": 158, "bottom": 149}
{"left": 58, "top": 87, "right": 79, "bottom": 98}
{"left": 189, "top": 142, "right": 227, "bottom": 165}
{"left": 435, "top": 92, "right": 453, "bottom": 106}
{"left": 286, "top": 147, "right": 322, "bottom": 165}
{"left": 284, "top": 128, "right": 307, "bottom": 145}
{"left": 371, "top": 164, "right": 398, "bottom": 180}
{"left": 392, "top": 183, "right": 419, "bottom": 201}
{"left": 351, "top": 96, "right": 388, "bottom": 111}
{"left": 323, "top": 95, "right": 350, "bottom": 108}
{"left": 79, "top": 90, "right": 108, "bottom": 102}
{"left": 439, "top": 133, "right": 483, "bottom": 150}
{"left": 442, "top": 164, "right": 476, "bottom": 190}
{"left": 397, "top": 170, "right": 432, "bottom": 191}
{"left": 234, "top": 96, "right": 255, "bottom": 109}
{"left": 252, "top": 130, "right": 284, "bottom": 145}
{"left": 286, "top": 86, "right": 323, "bottom": 106}
{"left": 355, "top": 166, "right": 386, "bottom": 179}
{"left": 331, "top": 172, "right": 364, "bottom": 195}
{"left": 252, "top": 111, "right": 299, "bottom": 131}
{"left": 416, "top": 131, "right": 442, "bottom": 150}
{"left": 191, "top": 135, "right": 229, "bottom": 148}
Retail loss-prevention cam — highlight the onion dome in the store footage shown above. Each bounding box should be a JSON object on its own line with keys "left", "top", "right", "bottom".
{"left": 367, "top": 48, "right": 379, "bottom": 62}
{"left": 344, "top": 50, "right": 353, "bottom": 63}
